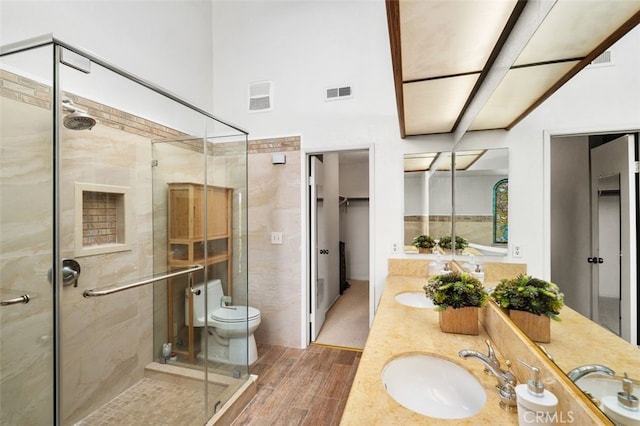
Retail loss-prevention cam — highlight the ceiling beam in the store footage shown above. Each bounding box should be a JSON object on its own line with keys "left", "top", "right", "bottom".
{"left": 453, "top": 0, "right": 557, "bottom": 148}
{"left": 386, "top": 0, "right": 406, "bottom": 138}
{"left": 451, "top": 0, "right": 527, "bottom": 135}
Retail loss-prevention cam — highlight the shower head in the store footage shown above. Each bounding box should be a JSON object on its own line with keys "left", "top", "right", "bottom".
{"left": 61, "top": 99, "right": 96, "bottom": 130}
{"left": 64, "top": 111, "right": 96, "bottom": 131}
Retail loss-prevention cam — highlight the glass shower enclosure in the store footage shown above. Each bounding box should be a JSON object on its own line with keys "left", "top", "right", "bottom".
{"left": 0, "top": 35, "right": 251, "bottom": 425}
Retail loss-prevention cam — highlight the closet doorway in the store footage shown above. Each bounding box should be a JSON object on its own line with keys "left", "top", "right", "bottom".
{"left": 307, "top": 149, "right": 371, "bottom": 350}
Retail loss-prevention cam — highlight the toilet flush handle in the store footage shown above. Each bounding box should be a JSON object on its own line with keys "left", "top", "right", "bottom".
{"left": 187, "top": 268, "right": 201, "bottom": 295}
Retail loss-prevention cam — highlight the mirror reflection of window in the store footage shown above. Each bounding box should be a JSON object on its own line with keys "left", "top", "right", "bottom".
{"left": 493, "top": 178, "right": 508, "bottom": 244}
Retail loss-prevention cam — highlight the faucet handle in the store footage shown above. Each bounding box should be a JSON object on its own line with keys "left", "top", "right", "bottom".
{"left": 483, "top": 340, "right": 500, "bottom": 375}
{"left": 485, "top": 340, "right": 499, "bottom": 363}
{"left": 619, "top": 373, "right": 639, "bottom": 410}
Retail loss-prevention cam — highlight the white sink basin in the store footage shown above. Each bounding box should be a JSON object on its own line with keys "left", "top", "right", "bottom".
{"left": 575, "top": 376, "right": 622, "bottom": 406}
{"left": 395, "top": 291, "right": 436, "bottom": 308}
{"left": 382, "top": 354, "right": 486, "bottom": 419}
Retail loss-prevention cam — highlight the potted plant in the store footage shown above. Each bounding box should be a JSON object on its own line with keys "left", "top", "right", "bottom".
{"left": 490, "top": 274, "right": 564, "bottom": 343}
{"left": 412, "top": 234, "right": 436, "bottom": 253}
{"left": 423, "top": 271, "right": 488, "bottom": 335}
{"left": 438, "top": 235, "right": 469, "bottom": 252}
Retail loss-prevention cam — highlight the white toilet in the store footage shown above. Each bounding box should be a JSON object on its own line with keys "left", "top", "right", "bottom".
{"left": 185, "top": 279, "right": 261, "bottom": 365}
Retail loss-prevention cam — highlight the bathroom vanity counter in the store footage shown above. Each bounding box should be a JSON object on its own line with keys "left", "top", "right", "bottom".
{"left": 341, "top": 275, "right": 519, "bottom": 425}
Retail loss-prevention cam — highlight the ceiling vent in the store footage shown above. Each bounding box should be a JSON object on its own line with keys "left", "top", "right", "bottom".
{"left": 248, "top": 81, "right": 273, "bottom": 112}
{"left": 325, "top": 85, "right": 353, "bottom": 101}
{"left": 589, "top": 50, "right": 612, "bottom": 67}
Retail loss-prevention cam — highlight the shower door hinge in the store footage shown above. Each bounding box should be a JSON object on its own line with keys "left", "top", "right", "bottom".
{"left": 308, "top": 176, "right": 314, "bottom": 186}
{"left": 634, "top": 161, "right": 639, "bottom": 173}
{"left": 151, "top": 160, "right": 158, "bottom": 167}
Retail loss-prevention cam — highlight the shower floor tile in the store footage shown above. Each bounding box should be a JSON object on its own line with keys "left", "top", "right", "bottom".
{"left": 77, "top": 378, "right": 215, "bottom": 426}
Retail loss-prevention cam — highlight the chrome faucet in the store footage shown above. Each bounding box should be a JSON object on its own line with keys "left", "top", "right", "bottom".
{"left": 459, "top": 344, "right": 518, "bottom": 411}
{"left": 567, "top": 364, "right": 615, "bottom": 382}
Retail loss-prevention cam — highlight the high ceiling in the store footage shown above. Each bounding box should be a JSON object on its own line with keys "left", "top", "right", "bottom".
{"left": 386, "top": 0, "right": 640, "bottom": 138}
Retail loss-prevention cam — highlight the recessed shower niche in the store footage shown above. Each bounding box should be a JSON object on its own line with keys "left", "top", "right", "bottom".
{"left": 74, "top": 182, "right": 131, "bottom": 257}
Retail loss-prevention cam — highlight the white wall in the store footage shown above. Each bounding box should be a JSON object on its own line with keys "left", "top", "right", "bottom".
{"left": 0, "top": 0, "right": 215, "bottom": 111}
{"left": 455, "top": 173, "right": 507, "bottom": 215}
{"left": 339, "top": 155, "right": 370, "bottom": 280}
{"left": 404, "top": 173, "right": 426, "bottom": 216}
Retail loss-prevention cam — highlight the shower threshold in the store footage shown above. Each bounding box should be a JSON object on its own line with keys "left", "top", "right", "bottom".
{"left": 76, "top": 363, "right": 256, "bottom": 426}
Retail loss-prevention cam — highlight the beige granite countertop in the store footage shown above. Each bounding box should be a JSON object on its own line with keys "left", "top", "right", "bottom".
{"left": 340, "top": 275, "right": 520, "bottom": 425}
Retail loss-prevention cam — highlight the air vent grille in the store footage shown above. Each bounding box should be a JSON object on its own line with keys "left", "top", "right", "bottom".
{"left": 326, "top": 85, "right": 353, "bottom": 101}
{"left": 590, "top": 50, "right": 612, "bottom": 66}
{"left": 249, "top": 81, "right": 273, "bottom": 112}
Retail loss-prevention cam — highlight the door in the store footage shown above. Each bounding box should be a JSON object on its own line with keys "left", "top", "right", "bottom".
{"left": 309, "top": 154, "right": 340, "bottom": 341}
{"left": 0, "top": 45, "right": 55, "bottom": 425}
{"left": 310, "top": 156, "right": 328, "bottom": 339}
{"left": 589, "top": 134, "right": 636, "bottom": 344}
{"left": 594, "top": 174, "right": 621, "bottom": 335}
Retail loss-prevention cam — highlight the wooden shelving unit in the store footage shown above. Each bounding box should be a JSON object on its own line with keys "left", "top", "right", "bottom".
{"left": 166, "top": 182, "right": 233, "bottom": 362}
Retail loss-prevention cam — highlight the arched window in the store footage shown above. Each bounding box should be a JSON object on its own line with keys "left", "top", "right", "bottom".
{"left": 493, "top": 179, "right": 508, "bottom": 244}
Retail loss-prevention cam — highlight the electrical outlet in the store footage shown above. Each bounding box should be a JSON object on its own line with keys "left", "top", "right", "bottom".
{"left": 391, "top": 242, "right": 399, "bottom": 254}
{"left": 271, "top": 232, "right": 283, "bottom": 245}
{"left": 513, "top": 243, "right": 522, "bottom": 258}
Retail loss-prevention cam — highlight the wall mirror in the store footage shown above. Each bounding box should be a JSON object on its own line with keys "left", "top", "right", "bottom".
{"left": 403, "top": 148, "right": 509, "bottom": 257}
{"left": 546, "top": 132, "right": 640, "bottom": 419}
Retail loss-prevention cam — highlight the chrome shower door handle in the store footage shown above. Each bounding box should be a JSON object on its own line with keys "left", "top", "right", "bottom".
{"left": 47, "top": 258, "right": 82, "bottom": 288}
{"left": 62, "top": 259, "right": 81, "bottom": 287}
{"left": 0, "top": 294, "right": 30, "bottom": 306}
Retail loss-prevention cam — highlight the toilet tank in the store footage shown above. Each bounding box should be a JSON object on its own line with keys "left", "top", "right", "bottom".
{"left": 185, "top": 279, "right": 224, "bottom": 326}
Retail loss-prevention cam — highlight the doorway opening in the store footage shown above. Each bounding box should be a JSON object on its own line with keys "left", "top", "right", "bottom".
{"left": 549, "top": 131, "right": 638, "bottom": 345}
{"left": 306, "top": 149, "right": 371, "bottom": 350}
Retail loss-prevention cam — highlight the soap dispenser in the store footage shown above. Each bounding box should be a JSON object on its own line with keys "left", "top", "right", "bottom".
{"left": 515, "top": 360, "right": 558, "bottom": 425}
{"left": 602, "top": 373, "right": 640, "bottom": 426}
{"left": 428, "top": 253, "right": 443, "bottom": 276}
{"left": 471, "top": 263, "right": 485, "bottom": 283}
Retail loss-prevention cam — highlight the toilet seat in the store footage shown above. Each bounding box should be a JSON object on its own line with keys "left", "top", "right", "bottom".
{"left": 210, "top": 306, "right": 260, "bottom": 323}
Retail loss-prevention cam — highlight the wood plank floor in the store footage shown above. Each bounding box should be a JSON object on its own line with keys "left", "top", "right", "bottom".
{"left": 231, "top": 344, "right": 362, "bottom": 426}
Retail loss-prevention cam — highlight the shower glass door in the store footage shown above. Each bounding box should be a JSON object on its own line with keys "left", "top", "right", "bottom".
{"left": 2, "top": 37, "right": 249, "bottom": 424}
{"left": 0, "top": 44, "right": 55, "bottom": 425}
{"left": 57, "top": 42, "right": 249, "bottom": 424}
